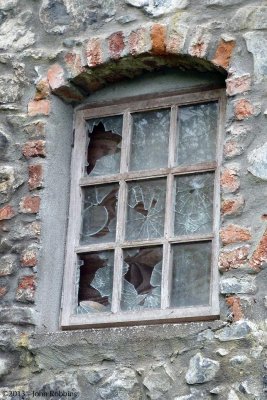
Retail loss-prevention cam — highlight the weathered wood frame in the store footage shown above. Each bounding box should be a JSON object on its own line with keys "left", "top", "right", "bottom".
{"left": 61, "top": 88, "right": 226, "bottom": 330}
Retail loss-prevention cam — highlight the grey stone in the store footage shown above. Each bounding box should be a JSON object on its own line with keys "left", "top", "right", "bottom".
{"left": 0, "top": 255, "right": 17, "bottom": 277}
{"left": 0, "top": 306, "right": 35, "bottom": 325}
{"left": 216, "top": 348, "right": 229, "bottom": 357}
{"left": 143, "top": 366, "right": 172, "bottom": 399}
{"left": 215, "top": 321, "right": 252, "bottom": 342}
{"left": 0, "top": 131, "right": 8, "bottom": 157}
{"left": 0, "top": 165, "right": 24, "bottom": 204}
{"left": 248, "top": 143, "right": 267, "bottom": 181}
{"left": 0, "top": 0, "right": 18, "bottom": 11}
{"left": 185, "top": 353, "right": 220, "bottom": 385}
{"left": 33, "top": 378, "right": 80, "bottom": 399}
{"left": 39, "top": 0, "right": 71, "bottom": 34}
{"left": 174, "top": 389, "right": 206, "bottom": 400}
{"left": 0, "top": 76, "right": 20, "bottom": 103}
{"left": 230, "top": 355, "right": 251, "bottom": 367}
{"left": 228, "top": 390, "right": 239, "bottom": 400}
{"left": 207, "top": 0, "right": 242, "bottom": 5}
{"left": 197, "top": 329, "right": 215, "bottom": 341}
{"left": 116, "top": 15, "right": 136, "bottom": 24}
{"left": 220, "top": 277, "right": 256, "bottom": 294}
{"left": 145, "top": 0, "right": 188, "bottom": 16}
{"left": 0, "top": 328, "right": 17, "bottom": 349}
{"left": 264, "top": 296, "right": 267, "bottom": 308}
{"left": 244, "top": 32, "right": 267, "bottom": 82}
{"left": 125, "top": 0, "right": 148, "bottom": 7}
{"left": 0, "top": 18, "right": 35, "bottom": 51}
{"left": 98, "top": 368, "right": 141, "bottom": 400}
{"left": 231, "top": 6, "right": 267, "bottom": 31}
{"left": 0, "top": 357, "right": 9, "bottom": 378}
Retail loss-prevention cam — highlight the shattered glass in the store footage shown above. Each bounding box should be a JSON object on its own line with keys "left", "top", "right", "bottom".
{"left": 86, "top": 116, "right": 122, "bottom": 176}
{"left": 125, "top": 179, "right": 166, "bottom": 240}
{"left": 174, "top": 172, "right": 214, "bottom": 235}
{"left": 121, "top": 247, "right": 162, "bottom": 311}
{"left": 81, "top": 183, "right": 119, "bottom": 244}
{"left": 176, "top": 102, "right": 218, "bottom": 165}
{"left": 170, "top": 242, "right": 211, "bottom": 307}
{"left": 77, "top": 251, "right": 114, "bottom": 314}
{"left": 130, "top": 109, "right": 170, "bottom": 171}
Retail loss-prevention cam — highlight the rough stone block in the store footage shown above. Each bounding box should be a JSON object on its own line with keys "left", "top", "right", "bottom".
{"left": 249, "top": 228, "right": 267, "bottom": 271}
{"left": 248, "top": 143, "right": 267, "bottom": 181}
{"left": 234, "top": 99, "right": 254, "bottom": 120}
{"left": 215, "top": 321, "right": 252, "bottom": 341}
{"left": 47, "top": 64, "right": 66, "bottom": 90}
{"left": 129, "top": 28, "right": 151, "bottom": 55}
{"left": 108, "top": 31, "right": 125, "bottom": 60}
{"left": 22, "top": 140, "right": 46, "bottom": 158}
{"left": 20, "top": 196, "right": 40, "bottom": 214}
{"left": 0, "top": 306, "right": 35, "bottom": 325}
{"left": 220, "top": 224, "right": 251, "bottom": 245}
{"left": 21, "top": 248, "right": 38, "bottom": 268}
{"left": 219, "top": 246, "right": 249, "bottom": 272}
{"left": 0, "top": 205, "right": 15, "bottom": 220}
{"left": 151, "top": 24, "right": 166, "bottom": 55}
{"left": 0, "top": 286, "right": 8, "bottom": 298}
{"left": 188, "top": 26, "right": 210, "bottom": 58}
{"left": 221, "top": 196, "right": 244, "bottom": 216}
{"left": 186, "top": 353, "right": 220, "bottom": 384}
{"left": 212, "top": 39, "right": 235, "bottom": 69}
{"left": 226, "top": 296, "right": 244, "bottom": 321}
{"left": 16, "top": 275, "right": 36, "bottom": 303}
{"left": 220, "top": 276, "right": 256, "bottom": 294}
{"left": 220, "top": 168, "right": 240, "bottom": 193}
{"left": 0, "top": 254, "right": 17, "bottom": 276}
{"left": 86, "top": 38, "right": 103, "bottom": 67}
{"left": 34, "top": 78, "right": 50, "bottom": 100}
{"left": 28, "top": 100, "right": 51, "bottom": 116}
{"left": 28, "top": 164, "right": 43, "bottom": 190}
{"left": 244, "top": 32, "right": 267, "bottom": 82}
{"left": 226, "top": 74, "right": 251, "bottom": 96}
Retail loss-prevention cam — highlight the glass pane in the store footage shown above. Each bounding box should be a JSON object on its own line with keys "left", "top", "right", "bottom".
{"left": 176, "top": 102, "right": 218, "bottom": 165}
{"left": 86, "top": 115, "right": 122, "bottom": 176}
{"left": 81, "top": 183, "right": 119, "bottom": 245}
{"left": 121, "top": 246, "right": 162, "bottom": 311}
{"left": 174, "top": 172, "right": 214, "bottom": 236}
{"left": 77, "top": 251, "right": 114, "bottom": 314}
{"left": 130, "top": 109, "right": 170, "bottom": 171}
{"left": 125, "top": 179, "right": 166, "bottom": 241}
{"left": 170, "top": 242, "right": 211, "bottom": 307}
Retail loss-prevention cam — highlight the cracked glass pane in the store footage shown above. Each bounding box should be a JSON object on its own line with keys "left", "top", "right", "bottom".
{"left": 176, "top": 102, "right": 218, "bottom": 166}
{"left": 174, "top": 172, "right": 214, "bottom": 236}
{"left": 125, "top": 179, "right": 166, "bottom": 241}
{"left": 121, "top": 246, "right": 162, "bottom": 311}
{"left": 170, "top": 242, "right": 211, "bottom": 307}
{"left": 86, "top": 115, "right": 122, "bottom": 176}
{"left": 77, "top": 251, "right": 114, "bottom": 314}
{"left": 130, "top": 109, "right": 170, "bottom": 171}
{"left": 81, "top": 183, "right": 119, "bottom": 245}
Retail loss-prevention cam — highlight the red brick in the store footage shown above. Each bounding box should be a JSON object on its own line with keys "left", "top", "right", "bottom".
{"left": 219, "top": 246, "right": 249, "bottom": 272}
{"left": 212, "top": 39, "right": 236, "bottom": 69}
{"left": 86, "top": 38, "right": 103, "bottom": 67}
{"left": 0, "top": 205, "right": 15, "bottom": 220}
{"left": 249, "top": 228, "right": 267, "bottom": 272}
{"left": 20, "top": 196, "right": 40, "bottom": 214}
{"left": 129, "top": 28, "right": 150, "bottom": 56}
{"left": 47, "top": 64, "right": 65, "bottom": 90}
{"left": 64, "top": 52, "right": 85, "bottom": 77}
{"left": 34, "top": 78, "right": 50, "bottom": 100}
{"left": 22, "top": 140, "right": 46, "bottom": 158}
{"left": 28, "top": 100, "right": 51, "bottom": 116}
{"left": 234, "top": 99, "right": 254, "bottom": 120}
{"left": 220, "top": 168, "right": 240, "bottom": 193}
{"left": 221, "top": 196, "right": 244, "bottom": 216}
{"left": 226, "top": 74, "right": 251, "bottom": 96}
{"left": 21, "top": 249, "right": 37, "bottom": 268}
{"left": 151, "top": 24, "right": 166, "bottom": 55}
{"left": 226, "top": 296, "right": 244, "bottom": 322}
{"left": 0, "top": 286, "right": 8, "bottom": 299}
{"left": 108, "top": 31, "right": 125, "bottom": 59}
{"left": 220, "top": 224, "right": 251, "bottom": 246}
{"left": 28, "top": 164, "right": 43, "bottom": 190}
{"left": 16, "top": 275, "right": 35, "bottom": 303}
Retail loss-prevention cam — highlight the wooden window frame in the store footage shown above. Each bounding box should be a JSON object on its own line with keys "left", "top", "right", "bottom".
{"left": 61, "top": 88, "right": 226, "bottom": 330}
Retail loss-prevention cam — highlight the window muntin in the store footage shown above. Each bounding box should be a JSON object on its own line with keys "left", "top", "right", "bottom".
{"left": 61, "top": 89, "right": 225, "bottom": 329}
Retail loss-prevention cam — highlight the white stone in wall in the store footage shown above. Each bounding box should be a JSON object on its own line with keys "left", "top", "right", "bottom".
{"left": 248, "top": 142, "right": 267, "bottom": 181}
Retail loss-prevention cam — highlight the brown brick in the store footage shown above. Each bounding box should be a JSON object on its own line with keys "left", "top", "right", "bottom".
{"left": 86, "top": 38, "right": 103, "bottom": 67}
{"left": 226, "top": 74, "right": 251, "bottom": 96}
{"left": 220, "top": 224, "right": 251, "bottom": 246}
{"left": 151, "top": 24, "right": 166, "bottom": 55}
{"left": 0, "top": 286, "right": 8, "bottom": 299}
{"left": 220, "top": 168, "right": 240, "bottom": 193}
{"left": 226, "top": 296, "right": 244, "bottom": 322}
{"left": 20, "top": 196, "right": 40, "bottom": 214}
{"left": 108, "top": 31, "right": 125, "bottom": 59}
{"left": 212, "top": 39, "right": 236, "bottom": 69}
{"left": 28, "top": 100, "right": 51, "bottom": 116}
{"left": 0, "top": 205, "right": 15, "bottom": 221}
{"left": 219, "top": 246, "right": 249, "bottom": 272}
{"left": 34, "top": 78, "right": 50, "bottom": 100}
{"left": 28, "top": 164, "right": 43, "bottom": 190}
{"left": 22, "top": 140, "right": 46, "bottom": 158}
{"left": 64, "top": 52, "right": 85, "bottom": 77}
{"left": 221, "top": 196, "right": 244, "bottom": 216}
{"left": 249, "top": 228, "right": 267, "bottom": 272}
{"left": 234, "top": 99, "right": 254, "bottom": 120}
{"left": 47, "top": 64, "right": 65, "bottom": 90}
{"left": 21, "top": 249, "right": 37, "bottom": 268}
{"left": 16, "top": 275, "right": 35, "bottom": 303}
{"left": 129, "top": 28, "right": 150, "bottom": 56}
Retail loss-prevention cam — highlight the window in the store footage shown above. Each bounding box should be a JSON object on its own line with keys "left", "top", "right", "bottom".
{"left": 61, "top": 88, "right": 225, "bottom": 329}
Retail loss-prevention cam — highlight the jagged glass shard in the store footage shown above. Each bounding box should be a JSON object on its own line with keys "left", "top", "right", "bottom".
{"left": 126, "top": 179, "right": 166, "bottom": 240}
{"left": 121, "top": 247, "right": 162, "bottom": 311}
{"left": 130, "top": 109, "right": 170, "bottom": 171}
{"left": 176, "top": 102, "right": 218, "bottom": 165}
{"left": 81, "top": 183, "right": 119, "bottom": 245}
{"left": 170, "top": 242, "right": 211, "bottom": 307}
{"left": 77, "top": 251, "right": 114, "bottom": 314}
{"left": 86, "top": 115, "right": 122, "bottom": 176}
{"left": 174, "top": 172, "right": 214, "bottom": 236}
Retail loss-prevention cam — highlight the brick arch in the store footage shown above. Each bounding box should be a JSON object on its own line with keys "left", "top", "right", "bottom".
{"left": 40, "top": 23, "right": 234, "bottom": 105}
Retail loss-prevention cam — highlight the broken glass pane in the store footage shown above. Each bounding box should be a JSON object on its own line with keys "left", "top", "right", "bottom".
{"left": 77, "top": 251, "right": 114, "bottom": 314}
{"left": 86, "top": 115, "right": 122, "bottom": 176}
{"left": 174, "top": 172, "right": 214, "bottom": 236}
{"left": 170, "top": 242, "right": 211, "bottom": 307}
{"left": 125, "top": 179, "right": 166, "bottom": 241}
{"left": 176, "top": 102, "right": 218, "bottom": 166}
{"left": 81, "top": 183, "right": 119, "bottom": 245}
{"left": 121, "top": 246, "right": 162, "bottom": 311}
{"left": 130, "top": 109, "right": 170, "bottom": 171}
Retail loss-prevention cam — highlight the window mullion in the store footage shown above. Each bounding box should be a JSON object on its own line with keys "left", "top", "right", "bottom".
{"left": 169, "top": 106, "right": 178, "bottom": 167}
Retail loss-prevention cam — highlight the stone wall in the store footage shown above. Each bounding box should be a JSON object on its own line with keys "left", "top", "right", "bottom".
{"left": 0, "top": 0, "right": 266, "bottom": 398}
